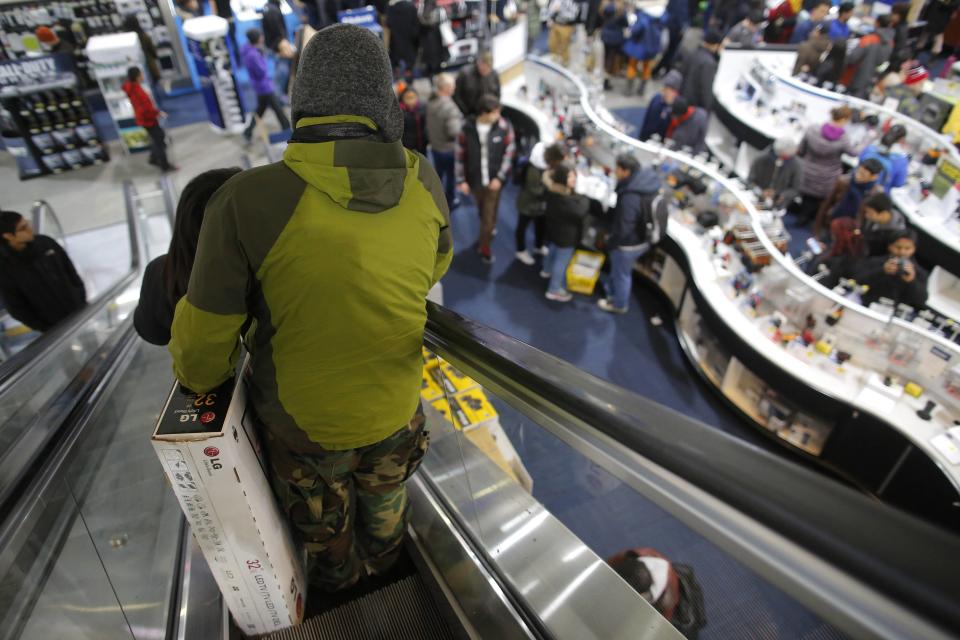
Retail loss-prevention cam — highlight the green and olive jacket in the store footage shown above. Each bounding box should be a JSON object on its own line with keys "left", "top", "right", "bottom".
{"left": 169, "top": 116, "right": 452, "bottom": 451}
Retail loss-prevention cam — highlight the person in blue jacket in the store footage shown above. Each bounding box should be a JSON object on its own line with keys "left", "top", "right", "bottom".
{"left": 828, "top": 2, "right": 854, "bottom": 40}
{"left": 639, "top": 70, "right": 682, "bottom": 141}
{"left": 622, "top": 8, "right": 662, "bottom": 95}
{"left": 789, "top": 0, "right": 830, "bottom": 44}
{"left": 859, "top": 125, "right": 910, "bottom": 191}
{"left": 653, "top": 0, "right": 689, "bottom": 76}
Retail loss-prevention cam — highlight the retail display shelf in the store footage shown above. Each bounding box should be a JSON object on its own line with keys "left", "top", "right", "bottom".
{"left": 713, "top": 48, "right": 960, "bottom": 280}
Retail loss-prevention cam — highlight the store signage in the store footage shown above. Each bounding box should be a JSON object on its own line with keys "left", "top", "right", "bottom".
{"left": 0, "top": 55, "right": 62, "bottom": 87}
{"left": 186, "top": 35, "right": 245, "bottom": 133}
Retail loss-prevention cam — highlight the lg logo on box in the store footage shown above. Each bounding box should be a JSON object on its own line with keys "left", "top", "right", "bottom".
{"left": 203, "top": 446, "right": 223, "bottom": 470}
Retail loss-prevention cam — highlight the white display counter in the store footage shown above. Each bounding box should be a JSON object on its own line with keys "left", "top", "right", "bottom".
{"left": 511, "top": 55, "right": 960, "bottom": 531}
{"left": 711, "top": 48, "right": 960, "bottom": 283}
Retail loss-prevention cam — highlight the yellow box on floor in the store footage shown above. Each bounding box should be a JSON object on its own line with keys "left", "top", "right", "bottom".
{"left": 420, "top": 370, "right": 444, "bottom": 402}
{"left": 428, "top": 390, "right": 498, "bottom": 431}
{"left": 566, "top": 250, "right": 606, "bottom": 295}
{"left": 432, "top": 361, "right": 478, "bottom": 395}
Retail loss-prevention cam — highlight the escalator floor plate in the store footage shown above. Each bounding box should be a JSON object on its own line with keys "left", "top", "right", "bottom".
{"left": 263, "top": 574, "right": 455, "bottom": 640}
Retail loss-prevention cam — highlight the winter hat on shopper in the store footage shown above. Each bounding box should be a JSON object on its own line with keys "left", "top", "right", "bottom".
{"left": 904, "top": 66, "right": 929, "bottom": 86}
{"left": 35, "top": 26, "right": 57, "bottom": 44}
{"left": 663, "top": 70, "right": 683, "bottom": 91}
{"left": 291, "top": 24, "right": 403, "bottom": 143}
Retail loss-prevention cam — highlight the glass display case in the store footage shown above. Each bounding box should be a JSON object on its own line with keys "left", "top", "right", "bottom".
{"left": 713, "top": 48, "right": 960, "bottom": 286}
{"left": 506, "top": 55, "right": 960, "bottom": 529}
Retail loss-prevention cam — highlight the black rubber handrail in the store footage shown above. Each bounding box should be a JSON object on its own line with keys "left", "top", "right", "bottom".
{"left": 423, "top": 302, "right": 960, "bottom": 635}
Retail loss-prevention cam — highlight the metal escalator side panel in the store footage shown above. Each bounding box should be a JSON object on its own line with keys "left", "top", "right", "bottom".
{"left": 409, "top": 413, "right": 685, "bottom": 640}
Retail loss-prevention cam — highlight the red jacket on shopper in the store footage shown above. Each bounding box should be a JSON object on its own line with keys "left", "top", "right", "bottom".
{"left": 122, "top": 80, "right": 159, "bottom": 128}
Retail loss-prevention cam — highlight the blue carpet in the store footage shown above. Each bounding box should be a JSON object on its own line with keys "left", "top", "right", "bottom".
{"left": 443, "top": 185, "right": 760, "bottom": 442}
{"left": 612, "top": 105, "right": 647, "bottom": 139}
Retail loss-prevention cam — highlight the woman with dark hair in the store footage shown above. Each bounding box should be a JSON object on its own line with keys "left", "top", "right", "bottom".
{"left": 807, "top": 217, "right": 864, "bottom": 288}
{"left": 134, "top": 168, "right": 241, "bottom": 345}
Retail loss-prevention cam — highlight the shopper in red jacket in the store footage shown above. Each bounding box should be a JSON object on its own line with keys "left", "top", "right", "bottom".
{"left": 122, "top": 66, "right": 176, "bottom": 172}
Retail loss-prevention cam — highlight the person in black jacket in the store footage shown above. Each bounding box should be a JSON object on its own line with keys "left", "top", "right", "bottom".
{"left": 855, "top": 229, "right": 928, "bottom": 310}
{"left": 599, "top": 154, "right": 662, "bottom": 314}
{"left": 387, "top": 0, "right": 420, "bottom": 82}
{"left": 456, "top": 94, "right": 515, "bottom": 264}
{"left": 133, "top": 168, "right": 241, "bottom": 345}
{"left": 888, "top": 3, "right": 911, "bottom": 73}
{"left": 418, "top": 0, "right": 450, "bottom": 78}
{"left": 261, "top": 0, "right": 292, "bottom": 101}
{"left": 542, "top": 164, "right": 590, "bottom": 302}
{"left": 679, "top": 30, "right": 722, "bottom": 112}
{"left": 454, "top": 52, "right": 501, "bottom": 116}
{"left": 0, "top": 210, "right": 86, "bottom": 332}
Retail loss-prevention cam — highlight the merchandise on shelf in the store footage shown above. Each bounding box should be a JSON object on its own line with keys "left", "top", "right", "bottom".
{"left": 85, "top": 31, "right": 150, "bottom": 151}
{"left": 712, "top": 48, "right": 960, "bottom": 292}
{"left": 0, "top": 53, "right": 108, "bottom": 180}
{"left": 0, "top": 0, "right": 186, "bottom": 87}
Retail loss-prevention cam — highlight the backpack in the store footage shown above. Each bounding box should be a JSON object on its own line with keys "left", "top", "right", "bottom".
{"left": 637, "top": 189, "right": 670, "bottom": 245}
{"left": 671, "top": 563, "right": 707, "bottom": 639}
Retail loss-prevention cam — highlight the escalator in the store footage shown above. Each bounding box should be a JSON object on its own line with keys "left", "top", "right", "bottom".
{"left": 0, "top": 188, "right": 958, "bottom": 639}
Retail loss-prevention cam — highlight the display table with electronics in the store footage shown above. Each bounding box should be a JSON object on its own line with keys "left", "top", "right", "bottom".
{"left": 515, "top": 55, "right": 960, "bottom": 531}
{"left": 710, "top": 48, "right": 960, "bottom": 289}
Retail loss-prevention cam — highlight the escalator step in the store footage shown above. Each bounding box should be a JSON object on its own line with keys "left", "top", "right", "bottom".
{"left": 263, "top": 574, "right": 455, "bottom": 640}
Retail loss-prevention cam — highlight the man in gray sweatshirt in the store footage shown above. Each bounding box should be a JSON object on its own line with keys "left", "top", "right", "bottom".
{"left": 426, "top": 73, "right": 463, "bottom": 209}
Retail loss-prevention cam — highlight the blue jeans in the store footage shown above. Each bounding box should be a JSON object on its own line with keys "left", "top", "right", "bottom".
{"left": 608, "top": 245, "right": 648, "bottom": 310}
{"left": 431, "top": 149, "right": 456, "bottom": 209}
{"left": 546, "top": 244, "right": 575, "bottom": 294}
{"left": 271, "top": 54, "right": 291, "bottom": 103}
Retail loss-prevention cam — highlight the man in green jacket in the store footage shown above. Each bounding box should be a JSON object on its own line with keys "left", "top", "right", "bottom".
{"left": 169, "top": 24, "right": 452, "bottom": 593}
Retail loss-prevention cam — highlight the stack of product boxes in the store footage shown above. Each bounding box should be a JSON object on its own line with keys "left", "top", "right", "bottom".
{"left": 420, "top": 348, "right": 533, "bottom": 491}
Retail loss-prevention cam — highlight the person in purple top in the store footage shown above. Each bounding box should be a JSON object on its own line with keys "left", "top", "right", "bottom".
{"left": 242, "top": 28, "right": 291, "bottom": 143}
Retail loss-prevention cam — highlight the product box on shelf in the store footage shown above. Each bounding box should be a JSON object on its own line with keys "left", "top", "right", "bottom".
{"left": 0, "top": 54, "right": 109, "bottom": 179}
{"left": 151, "top": 368, "right": 305, "bottom": 636}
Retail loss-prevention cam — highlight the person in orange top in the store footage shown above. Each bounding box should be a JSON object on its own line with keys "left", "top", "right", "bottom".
{"left": 122, "top": 66, "right": 176, "bottom": 172}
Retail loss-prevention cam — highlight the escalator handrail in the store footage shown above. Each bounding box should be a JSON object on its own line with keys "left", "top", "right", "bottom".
{"left": 0, "top": 182, "right": 143, "bottom": 394}
{"left": 0, "top": 322, "right": 143, "bottom": 639}
{"left": 423, "top": 302, "right": 960, "bottom": 635}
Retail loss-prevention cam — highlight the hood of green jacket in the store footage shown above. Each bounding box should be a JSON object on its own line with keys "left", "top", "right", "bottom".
{"left": 283, "top": 115, "right": 410, "bottom": 213}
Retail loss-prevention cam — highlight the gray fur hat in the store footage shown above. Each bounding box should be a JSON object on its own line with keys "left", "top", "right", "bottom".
{"left": 291, "top": 24, "right": 403, "bottom": 143}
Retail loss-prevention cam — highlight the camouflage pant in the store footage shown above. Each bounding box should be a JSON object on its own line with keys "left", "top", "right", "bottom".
{"left": 262, "top": 412, "right": 429, "bottom": 592}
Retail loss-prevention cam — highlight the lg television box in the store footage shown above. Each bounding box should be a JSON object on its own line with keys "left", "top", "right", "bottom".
{"left": 151, "top": 368, "right": 305, "bottom": 636}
